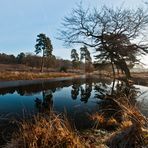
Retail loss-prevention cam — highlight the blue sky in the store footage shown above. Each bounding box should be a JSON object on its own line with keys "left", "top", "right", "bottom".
{"left": 0, "top": 0, "right": 146, "bottom": 61}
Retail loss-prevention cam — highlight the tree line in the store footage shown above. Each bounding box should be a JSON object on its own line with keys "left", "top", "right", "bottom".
{"left": 0, "top": 33, "right": 73, "bottom": 72}
{"left": 0, "top": 52, "right": 72, "bottom": 71}
{"left": 0, "top": 33, "right": 95, "bottom": 72}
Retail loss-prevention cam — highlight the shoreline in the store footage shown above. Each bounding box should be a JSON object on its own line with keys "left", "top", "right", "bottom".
{"left": 0, "top": 75, "right": 86, "bottom": 89}
{"left": 0, "top": 70, "right": 148, "bottom": 89}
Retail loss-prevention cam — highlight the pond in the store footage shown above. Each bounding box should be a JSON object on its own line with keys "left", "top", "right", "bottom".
{"left": 0, "top": 76, "right": 147, "bottom": 132}
{"left": 0, "top": 77, "right": 107, "bottom": 130}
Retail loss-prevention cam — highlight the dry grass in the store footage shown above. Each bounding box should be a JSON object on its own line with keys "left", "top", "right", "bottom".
{"left": 5, "top": 113, "right": 83, "bottom": 148}
{"left": 0, "top": 71, "right": 77, "bottom": 81}
{"left": 91, "top": 113, "right": 119, "bottom": 129}
{"left": 108, "top": 98, "right": 148, "bottom": 147}
{"left": 91, "top": 114, "right": 105, "bottom": 125}
{"left": 4, "top": 112, "right": 111, "bottom": 148}
{"left": 91, "top": 93, "right": 148, "bottom": 147}
{"left": 120, "top": 120, "right": 132, "bottom": 129}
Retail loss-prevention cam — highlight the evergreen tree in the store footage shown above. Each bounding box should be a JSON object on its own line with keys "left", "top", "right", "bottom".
{"left": 35, "top": 33, "right": 53, "bottom": 72}
{"left": 71, "top": 49, "right": 79, "bottom": 68}
{"left": 80, "top": 46, "right": 92, "bottom": 71}
{"left": 80, "top": 46, "right": 92, "bottom": 63}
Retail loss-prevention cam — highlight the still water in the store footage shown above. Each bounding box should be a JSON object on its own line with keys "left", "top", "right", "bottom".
{"left": 0, "top": 77, "right": 147, "bottom": 130}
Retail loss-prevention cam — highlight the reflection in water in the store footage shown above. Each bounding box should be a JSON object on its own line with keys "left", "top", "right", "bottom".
{"left": 94, "top": 82, "right": 110, "bottom": 99}
{"left": 93, "top": 79, "right": 142, "bottom": 129}
{"left": 80, "top": 83, "right": 92, "bottom": 103}
{"left": 71, "top": 82, "right": 80, "bottom": 100}
{"left": 71, "top": 79, "right": 95, "bottom": 103}
{"left": 0, "top": 79, "right": 84, "bottom": 96}
{"left": 35, "top": 90, "right": 53, "bottom": 113}
{"left": 0, "top": 77, "right": 147, "bottom": 147}
{"left": 0, "top": 77, "right": 147, "bottom": 131}
{"left": 33, "top": 78, "right": 141, "bottom": 128}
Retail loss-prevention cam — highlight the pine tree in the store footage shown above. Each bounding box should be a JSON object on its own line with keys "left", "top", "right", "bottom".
{"left": 35, "top": 33, "right": 53, "bottom": 72}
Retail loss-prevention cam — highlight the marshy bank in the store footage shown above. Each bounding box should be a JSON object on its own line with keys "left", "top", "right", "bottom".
{"left": 0, "top": 76, "right": 147, "bottom": 147}
{"left": 4, "top": 99, "right": 148, "bottom": 148}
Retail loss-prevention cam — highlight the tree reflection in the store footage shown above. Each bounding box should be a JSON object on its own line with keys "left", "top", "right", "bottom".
{"left": 94, "top": 81, "right": 110, "bottom": 99}
{"left": 0, "top": 79, "right": 86, "bottom": 96}
{"left": 35, "top": 90, "right": 53, "bottom": 113}
{"left": 71, "top": 83, "right": 80, "bottom": 100}
{"left": 80, "top": 83, "right": 92, "bottom": 103}
{"left": 94, "top": 79, "right": 139, "bottom": 128}
{"left": 71, "top": 82, "right": 93, "bottom": 102}
{"left": 94, "top": 79, "right": 138, "bottom": 101}
{"left": 113, "top": 80, "right": 139, "bottom": 103}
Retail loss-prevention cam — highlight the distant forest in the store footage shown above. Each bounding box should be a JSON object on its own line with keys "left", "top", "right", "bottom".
{"left": 0, "top": 52, "right": 73, "bottom": 71}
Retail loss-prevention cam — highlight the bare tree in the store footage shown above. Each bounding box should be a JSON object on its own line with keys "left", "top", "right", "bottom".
{"left": 59, "top": 4, "right": 148, "bottom": 79}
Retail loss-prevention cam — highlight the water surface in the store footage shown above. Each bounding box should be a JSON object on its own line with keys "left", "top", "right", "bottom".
{"left": 0, "top": 77, "right": 147, "bottom": 130}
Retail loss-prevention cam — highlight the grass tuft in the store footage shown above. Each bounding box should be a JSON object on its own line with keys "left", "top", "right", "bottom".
{"left": 91, "top": 92, "right": 148, "bottom": 147}
{"left": 5, "top": 113, "right": 83, "bottom": 148}
{"left": 107, "top": 97, "right": 148, "bottom": 147}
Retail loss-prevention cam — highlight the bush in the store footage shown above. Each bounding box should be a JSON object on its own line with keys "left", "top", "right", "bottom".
{"left": 59, "top": 66, "right": 67, "bottom": 72}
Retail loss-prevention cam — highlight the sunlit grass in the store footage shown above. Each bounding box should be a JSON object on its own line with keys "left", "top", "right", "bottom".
{"left": 5, "top": 112, "right": 83, "bottom": 148}
{"left": 91, "top": 113, "right": 119, "bottom": 129}
{"left": 0, "top": 71, "right": 77, "bottom": 81}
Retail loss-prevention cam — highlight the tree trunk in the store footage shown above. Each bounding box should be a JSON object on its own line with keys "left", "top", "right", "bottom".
{"left": 41, "top": 54, "right": 44, "bottom": 73}
{"left": 119, "top": 61, "right": 131, "bottom": 79}
{"left": 111, "top": 59, "right": 115, "bottom": 78}
{"left": 111, "top": 78, "right": 115, "bottom": 95}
